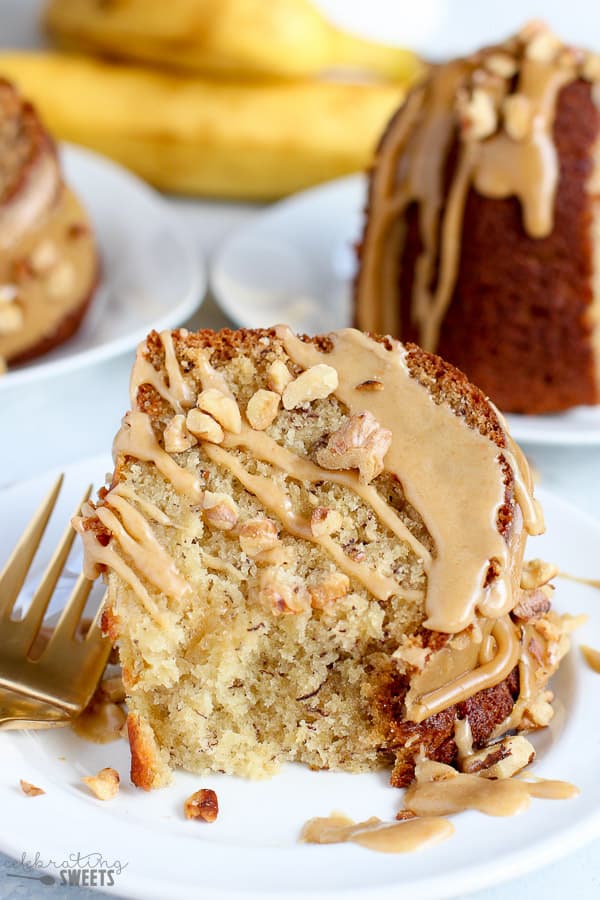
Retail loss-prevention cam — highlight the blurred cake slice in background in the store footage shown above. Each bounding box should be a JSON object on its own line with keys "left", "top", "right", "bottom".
{"left": 74, "top": 326, "right": 570, "bottom": 790}
{"left": 355, "top": 22, "right": 600, "bottom": 414}
{"left": 0, "top": 77, "right": 98, "bottom": 373}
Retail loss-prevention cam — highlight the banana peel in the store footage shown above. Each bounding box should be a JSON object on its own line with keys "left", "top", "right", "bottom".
{"left": 0, "top": 52, "right": 410, "bottom": 200}
{"left": 44, "top": 0, "right": 422, "bottom": 83}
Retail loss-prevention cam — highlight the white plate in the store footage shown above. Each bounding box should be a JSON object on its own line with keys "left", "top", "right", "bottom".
{"left": 2, "top": 144, "right": 206, "bottom": 390}
{"left": 211, "top": 173, "right": 600, "bottom": 447}
{"left": 1, "top": 458, "right": 600, "bottom": 899}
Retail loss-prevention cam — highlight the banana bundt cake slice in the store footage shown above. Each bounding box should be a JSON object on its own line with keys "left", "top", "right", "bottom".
{"left": 0, "top": 77, "right": 98, "bottom": 372}
{"left": 355, "top": 22, "right": 600, "bottom": 414}
{"left": 74, "top": 327, "right": 570, "bottom": 789}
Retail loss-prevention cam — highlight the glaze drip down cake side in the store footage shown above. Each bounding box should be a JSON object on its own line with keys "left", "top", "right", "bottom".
{"left": 74, "top": 327, "right": 571, "bottom": 790}
{"left": 355, "top": 22, "right": 600, "bottom": 414}
{"left": 0, "top": 78, "right": 98, "bottom": 372}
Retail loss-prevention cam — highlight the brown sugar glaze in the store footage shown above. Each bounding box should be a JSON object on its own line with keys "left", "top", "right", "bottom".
{"left": 302, "top": 760, "right": 578, "bottom": 853}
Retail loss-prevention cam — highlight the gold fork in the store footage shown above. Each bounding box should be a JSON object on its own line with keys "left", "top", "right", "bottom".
{"left": 0, "top": 475, "right": 111, "bottom": 730}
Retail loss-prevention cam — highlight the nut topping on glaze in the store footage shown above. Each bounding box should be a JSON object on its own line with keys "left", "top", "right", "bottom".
{"left": 282, "top": 364, "right": 338, "bottom": 410}
{"left": 316, "top": 411, "right": 392, "bottom": 484}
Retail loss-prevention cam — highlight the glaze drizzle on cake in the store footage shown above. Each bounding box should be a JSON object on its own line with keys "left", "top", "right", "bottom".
{"left": 74, "top": 327, "right": 571, "bottom": 789}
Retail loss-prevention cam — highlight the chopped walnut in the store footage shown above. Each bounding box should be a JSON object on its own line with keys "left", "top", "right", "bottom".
{"left": 513, "top": 586, "right": 552, "bottom": 621}
{"left": 503, "top": 94, "right": 532, "bottom": 141}
{"left": 395, "top": 809, "right": 418, "bottom": 821}
{"left": 520, "top": 559, "right": 559, "bottom": 591}
{"left": 239, "top": 518, "right": 279, "bottom": 556}
{"left": 461, "top": 736, "right": 535, "bottom": 779}
{"left": 246, "top": 389, "right": 280, "bottom": 430}
{"left": 310, "top": 507, "right": 342, "bottom": 538}
{"left": 557, "top": 47, "right": 584, "bottom": 70}
{"left": 315, "top": 411, "right": 392, "bottom": 484}
{"left": 164, "top": 414, "right": 198, "bottom": 453}
{"left": 309, "top": 572, "right": 350, "bottom": 609}
{"left": 20, "top": 780, "right": 45, "bottom": 797}
{"left": 392, "top": 635, "right": 429, "bottom": 671}
{"left": 81, "top": 767, "right": 120, "bottom": 800}
{"left": 457, "top": 87, "right": 497, "bottom": 140}
{"left": 484, "top": 52, "right": 518, "bottom": 78}
{"left": 282, "top": 364, "right": 338, "bottom": 410}
{"left": 29, "top": 239, "right": 57, "bottom": 274}
{"left": 525, "top": 29, "right": 560, "bottom": 63}
{"left": 532, "top": 613, "right": 562, "bottom": 645}
{"left": 186, "top": 408, "right": 224, "bottom": 444}
{"left": 203, "top": 492, "right": 239, "bottom": 531}
{"left": 184, "top": 788, "right": 219, "bottom": 822}
{"left": 522, "top": 690, "right": 554, "bottom": 728}
{"left": 47, "top": 262, "right": 75, "bottom": 298}
{"left": 0, "top": 302, "right": 23, "bottom": 335}
{"left": 267, "top": 359, "right": 293, "bottom": 394}
{"left": 258, "top": 569, "right": 311, "bottom": 615}
{"left": 196, "top": 388, "right": 242, "bottom": 434}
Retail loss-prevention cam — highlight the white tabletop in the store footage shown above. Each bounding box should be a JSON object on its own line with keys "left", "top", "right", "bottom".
{"left": 1, "top": 2, "right": 600, "bottom": 899}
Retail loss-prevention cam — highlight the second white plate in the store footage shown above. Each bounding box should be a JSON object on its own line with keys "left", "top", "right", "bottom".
{"left": 2, "top": 144, "right": 206, "bottom": 391}
{"left": 211, "top": 173, "right": 600, "bottom": 447}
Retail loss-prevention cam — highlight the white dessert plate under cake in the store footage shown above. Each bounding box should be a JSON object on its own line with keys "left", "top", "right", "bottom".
{"left": 1, "top": 144, "right": 205, "bottom": 391}
{"left": 0, "top": 457, "right": 600, "bottom": 900}
{"left": 211, "top": 174, "right": 600, "bottom": 447}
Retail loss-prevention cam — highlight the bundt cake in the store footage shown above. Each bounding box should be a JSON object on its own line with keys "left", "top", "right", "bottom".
{"left": 0, "top": 77, "right": 98, "bottom": 373}
{"left": 74, "top": 326, "right": 571, "bottom": 790}
{"left": 355, "top": 22, "right": 600, "bottom": 414}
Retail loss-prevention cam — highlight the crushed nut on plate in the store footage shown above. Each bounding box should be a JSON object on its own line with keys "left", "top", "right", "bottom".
{"left": 184, "top": 788, "right": 219, "bottom": 822}
{"left": 20, "top": 779, "right": 45, "bottom": 797}
{"left": 81, "top": 767, "right": 120, "bottom": 800}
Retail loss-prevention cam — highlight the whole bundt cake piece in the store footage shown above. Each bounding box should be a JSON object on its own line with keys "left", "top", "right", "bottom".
{"left": 355, "top": 22, "right": 600, "bottom": 414}
{"left": 74, "top": 326, "right": 570, "bottom": 790}
{"left": 0, "top": 77, "right": 98, "bottom": 372}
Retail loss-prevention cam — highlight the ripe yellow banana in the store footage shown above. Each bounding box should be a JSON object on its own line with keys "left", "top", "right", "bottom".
{"left": 44, "top": 0, "right": 421, "bottom": 82}
{"left": 0, "top": 52, "right": 410, "bottom": 200}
